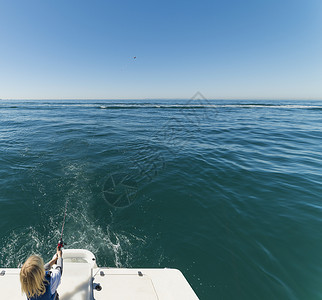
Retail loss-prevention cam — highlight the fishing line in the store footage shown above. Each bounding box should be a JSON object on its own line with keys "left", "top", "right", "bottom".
{"left": 58, "top": 198, "right": 69, "bottom": 249}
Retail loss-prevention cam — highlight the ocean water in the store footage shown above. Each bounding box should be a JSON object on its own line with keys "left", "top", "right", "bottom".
{"left": 0, "top": 98, "right": 322, "bottom": 299}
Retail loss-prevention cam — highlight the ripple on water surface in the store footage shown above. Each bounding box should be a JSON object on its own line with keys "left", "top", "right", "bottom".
{"left": 0, "top": 100, "right": 322, "bottom": 299}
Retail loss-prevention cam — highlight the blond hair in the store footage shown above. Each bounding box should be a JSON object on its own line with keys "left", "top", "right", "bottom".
{"left": 20, "top": 255, "right": 48, "bottom": 298}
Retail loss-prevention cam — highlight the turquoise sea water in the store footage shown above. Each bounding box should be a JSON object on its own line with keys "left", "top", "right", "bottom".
{"left": 0, "top": 99, "right": 322, "bottom": 299}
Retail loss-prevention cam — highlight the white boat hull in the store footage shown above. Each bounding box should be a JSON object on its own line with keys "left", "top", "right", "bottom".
{"left": 0, "top": 249, "right": 199, "bottom": 300}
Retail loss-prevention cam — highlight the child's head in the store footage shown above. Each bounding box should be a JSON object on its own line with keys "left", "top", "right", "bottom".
{"left": 20, "top": 255, "right": 46, "bottom": 298}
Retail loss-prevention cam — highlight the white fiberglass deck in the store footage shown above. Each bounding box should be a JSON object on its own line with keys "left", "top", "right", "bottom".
{"left": 0, "top": 249, "right": 199, "bottom": 300}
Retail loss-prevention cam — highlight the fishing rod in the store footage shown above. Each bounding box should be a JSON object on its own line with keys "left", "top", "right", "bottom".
{"left": 58, "top": 198, "right": 69, "bottom": 250}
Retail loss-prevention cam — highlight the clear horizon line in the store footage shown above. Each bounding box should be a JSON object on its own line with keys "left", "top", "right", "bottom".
{"left": 1, "top": 97, "right": 322, "bottom": 101}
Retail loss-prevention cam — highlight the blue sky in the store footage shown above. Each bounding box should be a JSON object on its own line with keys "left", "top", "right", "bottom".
{"left": 0, "top": 0, "right": 321, "bottom": 99}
